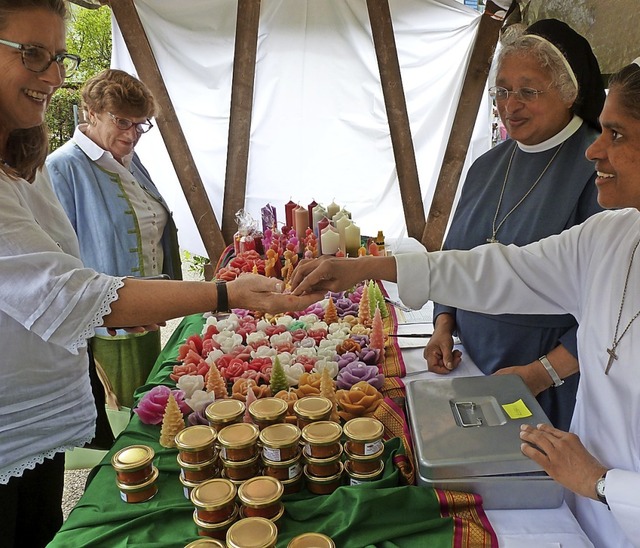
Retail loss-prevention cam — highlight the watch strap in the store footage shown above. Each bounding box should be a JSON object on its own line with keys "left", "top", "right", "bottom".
{"left": 539, "top": 354, "right": 564, "bottom": 387}
{"left": 215, "top": 280, "right": 229, "bottom": 313}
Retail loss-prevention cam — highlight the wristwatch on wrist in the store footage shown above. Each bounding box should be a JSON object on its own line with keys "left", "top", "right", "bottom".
{"left": 538, "top": 354, "right": 564, "bottom": 387}
{"left": 596, "top": 471, "right": 608, "bottom": 506}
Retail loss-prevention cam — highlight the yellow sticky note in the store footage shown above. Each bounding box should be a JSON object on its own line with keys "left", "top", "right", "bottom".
{"left": 502, "top": 399, "right": 533, "bottom": 419}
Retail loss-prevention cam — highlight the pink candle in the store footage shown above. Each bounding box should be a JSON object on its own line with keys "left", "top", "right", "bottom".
{"left": 294, "top": 205, "right": 309, "bottom": 241}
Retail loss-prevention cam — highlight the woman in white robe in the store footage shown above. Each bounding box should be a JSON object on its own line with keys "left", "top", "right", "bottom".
{"left": 291, "top": 60, "right": 640, "bottom": 548}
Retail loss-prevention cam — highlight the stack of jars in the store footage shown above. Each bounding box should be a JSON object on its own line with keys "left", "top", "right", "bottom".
{"left": 343, "top": 417, "right": 385, "bottom": 484}
{"left": 175, "top": 425, "right": 219, "bottom": 498}
{"left": 248, "top": 397, "right": 288, "bottom": 430}
{"left": 237, "top": 475, "right": 285, "bottom": 523}
{"left": 301, "top": 421, "right": 344, "bottom": 495}
{"left": 259, "top": 422, "right": 304, "bottom": 494}
{"left": 111, "top": 444, "right": 159, "bottom": 503}
{"left": 217, "top": 422, "right": 261, "bottom": 484}
{"left": 190, "top": 478, "right": 239, "bottom": 540}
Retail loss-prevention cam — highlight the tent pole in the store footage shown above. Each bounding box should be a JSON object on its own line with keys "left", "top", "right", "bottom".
{"left": 421, "top": 1, "right": 511, "bottom": 251}
{"left": 222, "top": 0, "right": 261, "bottom": 244}
{"left": 108, "top": 0, "right": 227, "bottom": 264}
{"left": 366, "top": 0, "right": 425, "bottom": 241}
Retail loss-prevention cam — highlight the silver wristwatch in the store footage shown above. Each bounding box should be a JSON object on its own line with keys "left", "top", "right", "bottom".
{"left": 596, "top": 471, "right": 608, "bottom": 506}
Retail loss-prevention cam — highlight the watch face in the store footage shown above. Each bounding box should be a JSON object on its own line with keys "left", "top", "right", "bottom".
{"left": 596, "top": 478, "right": 606, "bottom": 497}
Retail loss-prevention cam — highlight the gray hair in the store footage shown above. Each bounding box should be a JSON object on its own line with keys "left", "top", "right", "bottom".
{"left": 494, "top": 24, "right": 578, "bottom": 106}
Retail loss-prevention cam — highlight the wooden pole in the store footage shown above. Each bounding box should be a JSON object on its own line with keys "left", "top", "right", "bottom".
{"left": 366, "top": 0, "right": 425, "bottom": 241}
{"left": 221, "top": 0, "right": 261, "bottom": 244}
{"left": 108, "top": 0, "right": 227, "bottom": 263}
{"left": 422, "top": 1, "right": 511, "bottom": 251}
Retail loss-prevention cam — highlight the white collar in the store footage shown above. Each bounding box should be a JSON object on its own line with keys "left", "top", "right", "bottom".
{"left": 73, "top": 124, "right": 134, "bottom": 169}
{"left": 517, "top": 115, "right": 583, "bottom": 153}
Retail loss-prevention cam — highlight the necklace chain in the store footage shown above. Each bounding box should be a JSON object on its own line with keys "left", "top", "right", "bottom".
{"left": 606, "top": 237, "right": 640, "bottom": 374}
{"left": 487, "top": 142, "right": 565, "bottom": 244}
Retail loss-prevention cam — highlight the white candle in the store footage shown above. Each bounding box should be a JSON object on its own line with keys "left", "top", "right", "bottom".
{"left": 344, "top": 222, "right": 361, "bottom": 257}
{"left": 312, "top": 204, "right": 327, "bottom": 235}
{"left": 334, "top": 215, "right": 351, "bottom": 254}
{"left": 320, "top": 226, "right": 340, "bottom": 255}
{"left": 326, "top": 201, "right": 340, "bottom": 219}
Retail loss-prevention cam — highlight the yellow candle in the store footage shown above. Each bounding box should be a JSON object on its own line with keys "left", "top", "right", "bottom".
{"left": 344, "top": 222, "right": 361, "bottom": 257}
{"left": 334, "top": 215, "right": 351, "bottom": 254}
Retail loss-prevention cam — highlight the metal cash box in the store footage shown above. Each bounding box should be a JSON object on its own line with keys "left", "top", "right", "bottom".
{"left": 406, "top": 374, "right": 564, "bottom": 509}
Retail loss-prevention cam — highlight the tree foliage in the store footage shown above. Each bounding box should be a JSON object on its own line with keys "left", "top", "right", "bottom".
{"left": 46, "top": 5, "right": 112, "bottom": 152}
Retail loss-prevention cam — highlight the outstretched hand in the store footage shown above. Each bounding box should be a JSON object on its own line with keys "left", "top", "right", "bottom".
{"left": 290, "top": 255, "right": 397, "bottom": 296}
{"left": 520, "top": 423, "right": 607, "bottom": 500}
{"left": 227, "top": 273, "right": 325, "bottom": 314}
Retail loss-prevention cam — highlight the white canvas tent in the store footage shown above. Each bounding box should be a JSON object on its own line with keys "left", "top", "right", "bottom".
{"left": 109, "top": 0, "right": 492, "bottom": 258}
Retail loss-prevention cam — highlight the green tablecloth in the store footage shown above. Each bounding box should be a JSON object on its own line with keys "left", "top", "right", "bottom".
{"left": 50, "top": 315, "right": 496, "bottom": 548}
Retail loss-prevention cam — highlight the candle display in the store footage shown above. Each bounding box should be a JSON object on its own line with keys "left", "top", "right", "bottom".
{"left": 320, "top": 226, "right": 340, "bottom": 255}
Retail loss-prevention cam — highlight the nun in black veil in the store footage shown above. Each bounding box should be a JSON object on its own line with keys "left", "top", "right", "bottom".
{"left": 425, "top": 19, "right": 605, "bottom": 432}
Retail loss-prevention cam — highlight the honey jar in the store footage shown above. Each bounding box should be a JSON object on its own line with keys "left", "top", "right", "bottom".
{"left": 115, "top": 466, "right": 159, "bottom": 503}
{"left": 237, "top": 476, "right": 284, "bottom": 520}
{"left": 287, "top": 532, "right": 336, "bottom": 548}
{"left": 205, "top": 399, "right": 246, "bottom": 429}
{"left": 293, "top": 396, "right": 333, "bottom": 428}
{"left": 344, "top": 442, "right": 385, "bottom": 475}
{"left": 259, "top": 423, "right": 301, "bottom": 462}
{"left": 301, "top": 421, "right": 342, "bottom": 459}
{"left": 190, "top": 478, "right": 238, "bottom": 524}
{"left": 178, "top": 454, "right": 218, "bottom": 483}
{"left": 249, "top": 397, "right": 288, "bottom": 430}
{"left": 303, "top": 462, "right": 343, "bottom": 495}
{"left": 280, "top": 472, "right": 304, "bottom": 495}
{"left": 217, "top": 422, "right": 260, "bottom": 462}
{"left": 226, "top": 516, "right": 278, "bottom": 548}
{"left": 175, "top": 425, "right": 218, "bottom": 464}
{"left": 193, "top": 506, "right": 238, "bottom": 541}
{"left": 262, "top": 454, "right": 303, "bottom": 482}
{"left": 111, "top": 444, "right": 155, "bottom": 485}
{"left": 342, "top": 417, "right": 384, "bottom": 456}
{"left": 220, "top": 452, "right": 261, "bottom": 482}
{"left": 303, "top": 445, "right": 343, "bottom": 478}
{"left": 344, "top": 459, "right": 385, "bottom": 485}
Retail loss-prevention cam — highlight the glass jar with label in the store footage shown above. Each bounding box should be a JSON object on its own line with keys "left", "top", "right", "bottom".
{"left": 259, "top": 423, "right": 301, "bottom": 462}
{"left": 111, "top": 444, "right": 155, "bottom": 485}
{"left": 293, "top": 396, "right": 333, "bottom": 429}
{"left": 226, "top": 516, "right": 278, "bottom": 548}
{"left": 217, "top": 422, "right": 260, "bottom": 462}
{"left": 301, "top": 421, "right": 342, "bottom": 459}
{"left": 205, "top": 399, "right": 246, "bottom": 429}
{"left": 190, "top": 478, "right": 238, "bottom": 524}
{"left": 343, "top": 417, "right": 384, "bottom": 457}
{"left": 237, "top": 476, "right": 284, "bottom": 520}
{"left": 175, "top": 425, "right": 218, "bottom": 464}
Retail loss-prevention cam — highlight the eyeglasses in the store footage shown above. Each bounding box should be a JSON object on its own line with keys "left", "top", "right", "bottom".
{"left": 489, "top": 86, "right": 546, "bottom": 103}
{"left": 108, "top": 113, "right": 154, "bottom": 134}
{"left": 0, "top": 38, "right": 80, "bottom": 77}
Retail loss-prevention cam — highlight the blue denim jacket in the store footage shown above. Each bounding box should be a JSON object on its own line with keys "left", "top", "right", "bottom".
{"left": 46, "top": 141, "right": 181, "bottom": 280}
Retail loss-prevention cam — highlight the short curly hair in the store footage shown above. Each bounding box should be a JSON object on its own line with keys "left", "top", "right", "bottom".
{"left": 81, "top": 69, "right": 158, "bottom": 119}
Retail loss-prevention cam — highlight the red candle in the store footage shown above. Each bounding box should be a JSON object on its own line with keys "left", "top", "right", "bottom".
{"left": 307, "top": 200, "right": 318, "bottom": 228}
{"left": 284, "top": 200, "right": 297, "bottom": 229}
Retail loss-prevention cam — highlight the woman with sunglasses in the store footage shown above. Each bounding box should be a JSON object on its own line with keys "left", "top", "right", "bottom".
{"left": 47, "top": 69, "right": 181, "bottom": 409}
{"left": 0, "top": 3, "right": 322, "bottom": 544}
{"left": 425, "top": 20, "right": 605, "bottom": 432}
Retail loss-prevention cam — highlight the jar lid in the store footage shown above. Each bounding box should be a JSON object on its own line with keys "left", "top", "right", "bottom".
{"left": 175, "top": 425, "right": 217, "bottom": 451}
{"left": 301, "top": 420, "right": 342, "bottom": 445}
{"left": 205, "top": 399, "right": 246, "bottom": 424}
{"left": 343, "top": 417, "right": 384, "bottom": 442}
{"left": 293, "top": 396, "right": 332, "bottom": 420}
{"left": 115, "top": 466, "right": 159, "bottom": 491}
{"left": 287, "top": 532, "right": 336, "bottom": 548}
{"left": 303, "top": 462, "right": 344, "bottom": 484}
{"left": 192, "top": 505, "right": 239, "bottom": 530}
{"left": 226, "top": 517, "right": 278, "bottom": 548}
{"left": 185, "top": 538, "right": 227, "bottom": 548}
{"left": 237, "top": 476, "right": 284, "bottom": 507}
{"left": 344, "top": 459, "right": 385, "bottom": 480}
{"left": 111, "top": 444, "right": 154, "bottom": 471}
{"left": 249, "top": 397, "right": 288, "bottom": 421}
{"left": 259, "top": 422, "right": 301, "bottom": 448}
{"left": 190, "top": 478, "right": 237, "bottom": 509}
{"left": 217, "top": 422, "right": 260, "bottom": 449}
